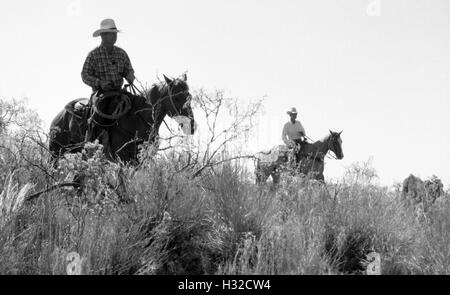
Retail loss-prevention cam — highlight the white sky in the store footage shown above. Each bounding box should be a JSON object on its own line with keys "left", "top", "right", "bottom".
{"left": 1, "top": 0, "right": 449, "bottom": 186}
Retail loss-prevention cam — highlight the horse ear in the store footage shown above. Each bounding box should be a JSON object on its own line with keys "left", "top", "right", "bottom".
{"left": 329, "top": 129, "right": 333, "bottom": 135}
{"left": 182, "top": 73, "right": 187, "bottom": 81}
{"left": 163, "top": 74, "right": 173, "bottom": 84}
{"left": 338, "top": 131, "right": 343, "bottom": 136}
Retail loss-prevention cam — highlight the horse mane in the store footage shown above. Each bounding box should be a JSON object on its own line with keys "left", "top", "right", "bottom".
{"left": 125, "top": 90, "right": 151, "bottom": 111}
{"left": 146, "top": 82, "right": 165, "bottom": 105}
{"left": 318, "top": 133, "right": 332, "bottom": 143}
{"left": 145, "top": 77, "right": 188, "bottom": 106}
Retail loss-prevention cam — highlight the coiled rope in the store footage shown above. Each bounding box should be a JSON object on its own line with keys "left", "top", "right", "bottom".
{"left": 93, "top": 92, "right": 132, "bottom": 120}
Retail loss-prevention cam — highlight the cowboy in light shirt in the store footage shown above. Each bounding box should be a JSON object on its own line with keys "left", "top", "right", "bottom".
{"left": 282, "top": 107, "right": 306, "bottom": 148}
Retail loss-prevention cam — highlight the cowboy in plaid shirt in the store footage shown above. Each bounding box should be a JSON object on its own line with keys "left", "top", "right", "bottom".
{"left": 81, "top": 19, "right": 136, "bottom": 149}
{"left": 81, "top": 19, "right": 135, "bottom": 91}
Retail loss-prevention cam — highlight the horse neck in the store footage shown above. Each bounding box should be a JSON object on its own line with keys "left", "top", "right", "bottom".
{"left": 148, "top": 83, "right": 164, "bottom": 105}
{"left": 148, "top": 83, "right": 170, "bottom": 119}
{"left": 123, "top": 88, "right": 167, "bottom": 138}
{"left": 310, "top": 135, "right": 330, "bottom": 157}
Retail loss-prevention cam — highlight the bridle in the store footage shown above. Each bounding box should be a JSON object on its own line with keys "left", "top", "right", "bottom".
{"left": 126, "top": 78, "right": 190, "bottom": 117}
{"left": 164, "top": 82, "right": 192, "bottom": 118}
{"left": 125, "top": 77, "right": 192, "bottom": 122}
{"left": 326, "top": 135, "right": 339, "bottom": 160}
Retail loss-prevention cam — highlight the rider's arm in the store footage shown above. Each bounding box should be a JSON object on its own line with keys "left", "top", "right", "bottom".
{"left": 122, "top": 50, "right": 135, "bottom": 83}
{"left": 297, "top": 121, "right": 306, "bottom": 138}
{"left": 81, "top": 52, "right": 99, "bottom": 89}
{"left": 282, "top": 123, "right": 290, "bottom": 146}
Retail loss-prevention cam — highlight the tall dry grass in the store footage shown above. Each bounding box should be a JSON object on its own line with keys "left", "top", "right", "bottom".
{"left": 1, "top": 143, "right": 448, "bottom": 274}
{"left": 1, "top": 98, "right": 449, "bottom": 275}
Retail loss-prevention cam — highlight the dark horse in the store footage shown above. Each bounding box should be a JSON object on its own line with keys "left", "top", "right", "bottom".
{"left": 49, "top": 74, "right": 195, "bottom": 163}
{"left": 255, "top": 130, "right": 344, "bottom": 184}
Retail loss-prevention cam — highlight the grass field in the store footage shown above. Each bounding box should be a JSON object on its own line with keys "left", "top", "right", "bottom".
{"left": 1, "top": 97, "right": 449, "bottom": 275}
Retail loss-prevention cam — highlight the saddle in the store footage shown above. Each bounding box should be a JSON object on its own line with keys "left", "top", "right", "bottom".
{"left": 257, "top": 145, "right": 290, "bottom": 163}
{"left": 65, "top": 98, "right": 90, "bottom": 144}
{"left": 65, "top": 91, "right": 132, "bottom": 147}
{"left": 73, "top": 99, "right": 89, "bottom": 117}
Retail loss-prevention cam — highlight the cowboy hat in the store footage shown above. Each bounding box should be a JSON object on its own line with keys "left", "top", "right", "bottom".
{"left": 93, "top": 19, "right": 121, "bottom": 37}
{"left": 286, "top": 107, "right": 298, "bottom": 115}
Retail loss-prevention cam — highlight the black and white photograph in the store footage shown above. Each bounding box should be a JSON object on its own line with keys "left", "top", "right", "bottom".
{"left": 0, "top": 0, "right": 449, "bottom": 280}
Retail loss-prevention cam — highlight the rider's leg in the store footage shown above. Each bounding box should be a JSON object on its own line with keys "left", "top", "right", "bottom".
{"left": 88, "top": 92, "right": 112, "bottom": 144}
{"left": 85, "top": 91, "right": 99, "bottom": 142}
{"left": 100, "top": 129, "right": 112, "bottom": 158}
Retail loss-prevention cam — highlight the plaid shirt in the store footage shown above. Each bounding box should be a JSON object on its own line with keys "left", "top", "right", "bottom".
{"left": 81, "top": 45, "right": 134, "bottom": 91}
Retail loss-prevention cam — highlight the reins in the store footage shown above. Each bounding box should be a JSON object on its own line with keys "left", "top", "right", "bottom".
{"left": 127, "top": 82, "right": 144, "bottom": 96}
{"left": 326, "top": 136, "right": 338, "bottom": 160}
{"left": 130, "top": 78, "right": 180, "bottom": 134}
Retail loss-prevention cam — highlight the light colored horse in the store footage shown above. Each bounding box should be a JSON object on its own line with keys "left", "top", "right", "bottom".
{"left": 255, "top": 130, "right": 344, "bottom": 184}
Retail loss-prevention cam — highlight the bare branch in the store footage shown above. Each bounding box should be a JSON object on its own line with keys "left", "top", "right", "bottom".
{"left": 25, "top": 182, "right": 81, "bottom": 202}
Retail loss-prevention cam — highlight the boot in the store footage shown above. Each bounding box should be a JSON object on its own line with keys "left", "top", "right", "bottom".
{"left": 84, "top": 120, "right": 96, "bottom": 143}
{"left": 100, "top": 129, "right": 112, "bottom": 158}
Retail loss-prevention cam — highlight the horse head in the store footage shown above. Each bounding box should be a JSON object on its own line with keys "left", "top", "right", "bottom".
{"left": 105, "top": 73, "right": 196, "bottom": 162}
{"left": 328, "top": 130, "right": 344, "bottom": 160}
{"left": 151, "top": 73, "right": 196, "bottom": 135}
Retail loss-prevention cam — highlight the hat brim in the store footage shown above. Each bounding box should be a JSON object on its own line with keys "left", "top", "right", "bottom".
{"left": 287, "top": 111, "right": 297, "bottom": 115}
{"left": 93, "top": 29, "right": 121, "bottom": 37}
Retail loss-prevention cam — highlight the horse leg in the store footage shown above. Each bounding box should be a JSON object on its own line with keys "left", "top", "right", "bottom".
{"left": 99, "top": 129, "right": 114, "bottom": 160}
{"left": 318, "top": 174, "right": 325, "bottom": 183}
{"left": 315, "top": 164, "right": 325, "bottom": 182}
{"left": 255, "top": 164, "right": 270, "bottom": 184}
{"left": 311, "top": 160, "right": 325, "bottom": 182}
{"left": 255, "top": 161, "right": 267, "bottom": 184}
{"left": 255, "top": 169, "right": 269, "bottom": 184}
